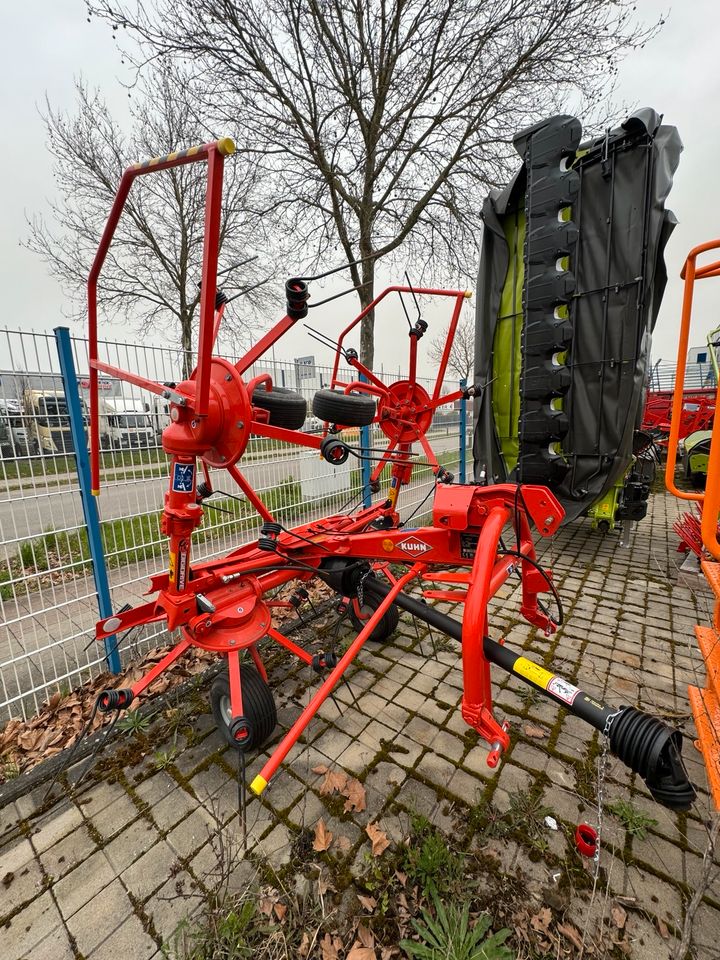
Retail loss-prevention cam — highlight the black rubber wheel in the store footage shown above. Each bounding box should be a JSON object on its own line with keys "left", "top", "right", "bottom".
{"left": 252, "top": 386, "right": 307, "bottom": 430}
{"left": 210, "top": 663, "right": 277, "bottom": 751}
{"left": 312, "top": 388, "right": 376, "bottom": 427}
{"left": 349, "top": 591, "right": 400, "bottom": 643}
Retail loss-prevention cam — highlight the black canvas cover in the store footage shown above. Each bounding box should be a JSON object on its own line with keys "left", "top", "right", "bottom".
{"left": 473, "top": 110, "right": 681, "bottom": 522}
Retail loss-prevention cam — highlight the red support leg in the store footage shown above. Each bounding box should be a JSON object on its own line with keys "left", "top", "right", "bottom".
{"left": 250, "top": 564, "right": 425, "bottom": 794}
{"left": 130, "top": 634, "right": 193, "bottom": 699}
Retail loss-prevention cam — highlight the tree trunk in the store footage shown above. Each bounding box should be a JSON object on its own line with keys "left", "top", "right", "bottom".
{"left": 181, "top": 310, "right": 193, "bottom": 381}
{"left": 359, "top": 257, "right": 376, "bottom": 370}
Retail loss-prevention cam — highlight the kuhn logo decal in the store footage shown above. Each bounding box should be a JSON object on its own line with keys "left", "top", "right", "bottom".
{"left": 398, "top": 537, "right": 431, "bottom": 556}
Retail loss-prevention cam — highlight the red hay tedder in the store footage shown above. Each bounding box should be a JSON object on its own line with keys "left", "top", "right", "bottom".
{"left": 81, "top": 137, "right": 693, "bottom": 813}
{"left": 642, "top": 388, "right": 715, "bottom": 444}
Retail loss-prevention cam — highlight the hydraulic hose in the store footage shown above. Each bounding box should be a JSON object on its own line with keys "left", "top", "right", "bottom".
{"left": 364, "top": 578, "right": 696, "bottom": 811}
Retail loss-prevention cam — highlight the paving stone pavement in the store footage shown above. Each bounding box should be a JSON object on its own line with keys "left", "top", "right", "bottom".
{"left": 1, "top": 489, "right": 719, "bottom": 959}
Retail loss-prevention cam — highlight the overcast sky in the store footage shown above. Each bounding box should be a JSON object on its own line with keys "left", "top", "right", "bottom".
{"left": 1, "top": 0, "right": 718, "bottom": 375}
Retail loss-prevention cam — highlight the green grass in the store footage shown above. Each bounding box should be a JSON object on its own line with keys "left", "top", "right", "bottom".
{"left": 0, "top": 446, "right": 169, "bottom": 482}
{"left": 0, "top": 478, "right": 305, "bottom": 600}
{"left": 401, "top": 814, "right": 464, "bottom": 897}
{"left": 401, "top": 894, "right": 514, "bottom": 960}
{"left": 606, "top": 798, "right": 658, "bottom": 839}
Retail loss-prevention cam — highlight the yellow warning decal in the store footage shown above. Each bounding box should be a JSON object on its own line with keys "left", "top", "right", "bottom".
{"left": 169, "top": 551, "right": 177, "bottom": 582}
{"left": 513, "top": 656, "right": 553, "bottom": 690}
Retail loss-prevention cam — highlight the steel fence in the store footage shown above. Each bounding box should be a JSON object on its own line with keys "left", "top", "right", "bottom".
{"left": 0, "top": 327, "right": 466, "bottom": 721}
{"left": 649, "top": 359, "right": 717, "bottom": 392}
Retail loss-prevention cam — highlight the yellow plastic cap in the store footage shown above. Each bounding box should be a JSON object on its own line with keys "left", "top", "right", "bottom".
{"left": 464, "top": 290, "right": 473, "bottom": 299}
{"left": 250, "top": 774, "right": 267, "bottom": 795}
{"left": 217, "top": 137, "right": 236, "bottom": 156}
{"left": 91, "top": 488, "right": 100, "bottom": 496}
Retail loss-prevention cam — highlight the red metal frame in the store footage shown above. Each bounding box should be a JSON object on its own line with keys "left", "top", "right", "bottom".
{"left": 86, "top": 138, "right": 567, "bottom": 798}
{"left": 642, "top": 388, "right": 715, "bottom": 444}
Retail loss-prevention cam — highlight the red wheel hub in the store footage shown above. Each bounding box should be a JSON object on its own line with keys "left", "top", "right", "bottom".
{"left": 188, "top": 580, "right": 272, "bottom": 653}
{"left": 162, "top": 357, "right": 252, "bottom": 467}
{"left": 377, "top": 380, "right": 432, "bottom": 444}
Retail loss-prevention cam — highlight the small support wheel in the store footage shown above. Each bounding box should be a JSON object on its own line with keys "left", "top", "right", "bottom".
{"left": 349, "top": 591, "right": 400, "bottom": 643}
{"left": 312, "top": 388, "right": 376, "bottom": 426}
{"left": 211, "top": 664, "right": 277, "bottom": 751}
{"left": 252, "top": 386, "right": 307, "bottom": 430}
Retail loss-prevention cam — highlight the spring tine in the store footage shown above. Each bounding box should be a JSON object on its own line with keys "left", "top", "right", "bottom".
{"left": 73, "top": 711, "right": 121, "bottom": 792}
{"left": 43, "top": 695, "right": 103, "bottom": 802}
{"left": 341, "top": 674, "right": 361, "bottom": 712}
{"left": 427, "top": 622, "right": 439, "bottom": 660}
{"left": 410, "top": 613, "right": 422, "bottom": 650}
{"left": 238, "top": 750, "right": 247, "bottom": 851}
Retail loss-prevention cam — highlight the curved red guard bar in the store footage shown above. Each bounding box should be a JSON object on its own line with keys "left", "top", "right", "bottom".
{"left": 87, "top": 137, "right": 235, "bottom": 494}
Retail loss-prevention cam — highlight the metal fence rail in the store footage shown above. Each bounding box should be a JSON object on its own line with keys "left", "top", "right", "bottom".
{"left": 0, "top": 327, "right": 466, "bottom": 721}
{"left": 649, "top": 359, "right": 717, "bottom": 392}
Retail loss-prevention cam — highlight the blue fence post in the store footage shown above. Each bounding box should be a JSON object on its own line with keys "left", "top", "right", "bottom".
{"left": 359, "top": 372, "right": 372, "bottom": 507}
{"left": 459, "top": 378, "right": 467, "bottom": 483}
{"left": 55, "top": 327, "right": 121, "bottom": 674}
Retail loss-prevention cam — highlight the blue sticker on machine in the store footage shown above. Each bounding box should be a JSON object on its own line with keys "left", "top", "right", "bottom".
{"left": 172, "top": 462, "right": 195, "bottom": 493}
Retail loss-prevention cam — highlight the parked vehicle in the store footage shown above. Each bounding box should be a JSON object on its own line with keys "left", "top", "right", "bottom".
{"left": 0, "top": 400, "right": 30, "bottom": 458}
{"left": 681, "top": 429, "right": 713, "bottom": 488}
{"left": 98, "top": 401, "right": 155, "bottom": 449}
{"left": 22, "top": 390, "right": 75, "bottom": 456}
{"left": 147, "top": 396, "right": 171, "bottom": 442}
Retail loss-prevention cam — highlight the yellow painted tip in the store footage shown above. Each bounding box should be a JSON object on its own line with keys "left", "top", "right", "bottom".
{"left": 464, "top": 290, "right": 473, "bottom": 299}
{"left": 91, "top": 488, "right": 100, "bottom": 496}
{"left": 250, "top": 774, "right": 267, "bottom": 795}
{"left": 217, "top": 137, "right": 236, "bottom": 157}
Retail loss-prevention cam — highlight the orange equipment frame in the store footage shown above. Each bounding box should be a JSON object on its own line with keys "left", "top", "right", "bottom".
{"left": 665, "top": 237, "right": 720, "bottom": 808}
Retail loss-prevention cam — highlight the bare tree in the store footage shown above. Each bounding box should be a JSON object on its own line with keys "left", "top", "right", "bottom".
{"left": 27, "top": 64, "right": 270, "bottom": 375}
{"left": 428, "top": 315, "right": 474, "bottom": 384}
{"left": 89, "top": 0, "right": 655, "bottom": 367}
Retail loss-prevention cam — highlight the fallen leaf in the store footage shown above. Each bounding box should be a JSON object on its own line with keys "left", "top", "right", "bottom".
{"left": 298, "top": 932, "right": 311, "bottom": 957}
{"left": 273, "top": 903, "right": 287, "bottom": 922}
{"left": 531, "top": 908, "right": 552, "bottom": 934}
{"left": 347, "top": 947, "right": 375, "bottom": 960}
{"left": 320, "top": 770, "right": 349, "bottom": 796}
{"left": 357, "top": 924, "right": 375, "bottom": 948}
{"left": 523, "top": 723, "right": 547, "bottom": 739}
{"left": 557, "top": 922, "right": 583, "bottom": 951}
{"left": 313, "top": 818, "right": 333, "bottom": 852}
{"left": 366, "top": 822, "right": 390, "bottom": 857}
{"left": 343, "top": 777, "right": 367, "bottom": 812}
{"left": 357, "top": 894, "right": 377, "bottom": 911}
{"left": 312, "top": 764, "right": 330, "bottom": 775}
{"left": 395, "top": 870, "right": 407, "bottom": 886}
{"left": 657, "top": 918, "right": 670, "bottom": 940}
{"left": 611, "top": 904, "right": 627, "bottom": 930}
{"left": 320, "top": 933, "right": 342, "bottom": 960}
{"left": 258, "top": 897, "right": 274, "bottom": 917}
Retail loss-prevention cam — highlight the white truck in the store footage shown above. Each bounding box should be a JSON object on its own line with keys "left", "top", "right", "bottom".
{"left": 98, "top": 400, "right": 155, "bottom": 450}
{"left": 22, "top": 389, "right": 75, "bottom": 456}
